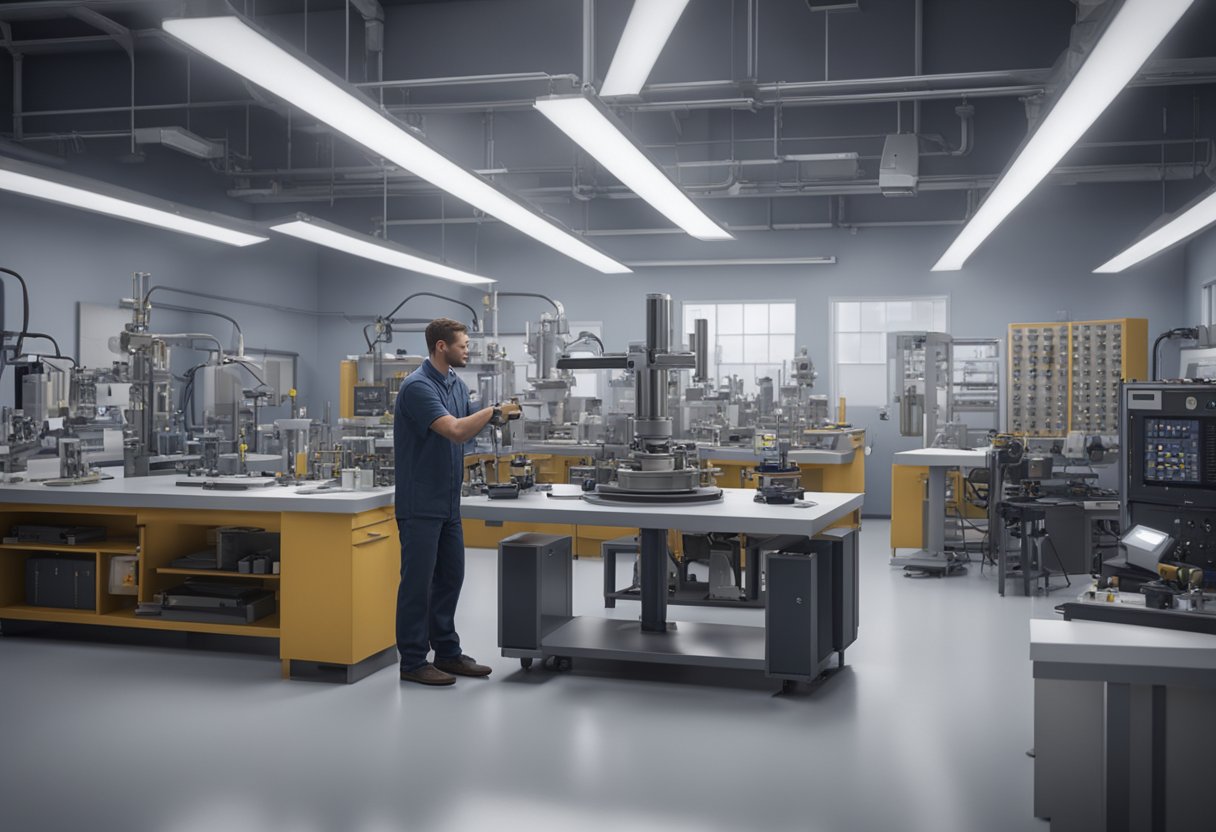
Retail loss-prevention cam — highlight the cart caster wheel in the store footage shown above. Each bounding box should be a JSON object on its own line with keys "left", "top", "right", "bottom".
{"left": 520, "top": 658, "right": 533, "bottom": 670}
{"left": 554, "top": 656, "right": 573, "bottom": 672}
{"left": 781, "top": 680, "right": 796, "bottom": 695}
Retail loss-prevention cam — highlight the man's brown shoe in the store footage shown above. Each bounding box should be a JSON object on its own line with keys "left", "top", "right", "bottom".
{"left": 400, "top": 664, "right": 456, "bottom": 686}
{"left": 434, "top": 654, "right": 492, "bottom": 677}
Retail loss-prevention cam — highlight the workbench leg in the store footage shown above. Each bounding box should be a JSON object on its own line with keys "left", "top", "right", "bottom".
{"left": 603, "top": 544, "right": 616, "bottom": 608}
{"left": 926, "top": 466, "right": 947, "bottom": 555}
{"left": 639, "top": 528, "right": 668, "bottom": 633}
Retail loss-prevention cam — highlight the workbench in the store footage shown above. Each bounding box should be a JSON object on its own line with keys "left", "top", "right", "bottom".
{"left": 0, "top": 473, "right": 399, "bottom": 682}
{"left": 891, "top": 447, "right": 989, "bottom": 575}
{"left": 1030, "top": 618, "right": 1216, "bottom": 831}
{"left": 462, "top": 487, "right": 864, "bottom": 691}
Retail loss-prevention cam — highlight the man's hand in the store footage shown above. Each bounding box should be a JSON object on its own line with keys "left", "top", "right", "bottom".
{"left": 490, "top": 400, "right": 522, "bottom": 426}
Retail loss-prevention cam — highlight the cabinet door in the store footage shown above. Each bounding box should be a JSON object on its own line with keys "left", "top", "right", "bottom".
{"left": 351, "top": 519, "right": 399, "bottom": 660}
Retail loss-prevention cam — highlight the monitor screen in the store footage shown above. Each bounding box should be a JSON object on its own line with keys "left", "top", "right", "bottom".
{"left": 1143, "top": 418, "right": 1202, "bottom": 485}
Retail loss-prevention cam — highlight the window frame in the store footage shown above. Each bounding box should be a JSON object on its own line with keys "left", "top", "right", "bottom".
{"left": 829, "top": 295, "right": 950, "bottom": 406}
{"left": 680, "top": 299, "right": 798, "bottom": 395}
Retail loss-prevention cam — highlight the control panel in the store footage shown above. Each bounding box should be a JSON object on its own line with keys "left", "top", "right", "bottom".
{"left": 1143, "top": 418, "right": 1202, "bottom": 484}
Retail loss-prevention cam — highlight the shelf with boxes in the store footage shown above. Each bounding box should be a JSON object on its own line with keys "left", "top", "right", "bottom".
{"left": 1008, "top": 318, "right": 1148, "bottom": 438}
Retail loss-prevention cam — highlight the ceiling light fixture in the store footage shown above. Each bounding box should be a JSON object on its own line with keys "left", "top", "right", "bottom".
{"left": 270, "top": 215, "right": 495, "bottom": 286}
{"left": 534, "top": 95, "right": 732, "bottom": 241}
{"left": 624, "top": 256, "right": 836, "bottom": 267}
{"left": 163, "top": 8, "right": 629, "bottom": 274}
{"left": 931, "top": 0, "right": 1195, "bottom": 272}
{"left": 1094, "top": 186, "right": 1216, "bottom": 273}
{"left": 600, "top": 0, "right": 691, "bottom": 97}
{"left": 0, "top": 155, "right": 265, "bottom": 247}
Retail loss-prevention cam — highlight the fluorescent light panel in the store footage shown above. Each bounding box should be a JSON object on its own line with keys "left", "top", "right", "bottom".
{"left": 534, "top": 96, "right": 731, "bottom": 241}
{"left": 270, "top": 217, "right": 495, "bottom": 285}
{"left": 162, "top": 13, "right": 629, "bottom": 274}
{"left": 0, "top": 156, "right": 265, "bottom": 246}
{"left": 625, "top": 257, "right": 836, "bottom": 267}
{"left": 600, "top": 0, "right": 691, "bottom": 97}
{"left": 1095, "top": 187, "right": 1216, "bottom": 273}
{"left": 932, "top": 0, "right": 1194, "bottom": 272}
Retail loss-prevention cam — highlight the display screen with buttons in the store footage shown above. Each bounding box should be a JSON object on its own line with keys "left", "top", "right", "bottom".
{"left": 1144, "top": 418, "right": 1202, "bottom": 484}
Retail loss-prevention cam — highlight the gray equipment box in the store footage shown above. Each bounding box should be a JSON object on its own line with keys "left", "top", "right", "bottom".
{"left": 765, "top": 528, "right": 859, "bottom": 682}
{"left": 498, "top": 533, "right": 573, "bottom": 656}
{"left": 25, "top": 555, "right": 97, "bottom": 610}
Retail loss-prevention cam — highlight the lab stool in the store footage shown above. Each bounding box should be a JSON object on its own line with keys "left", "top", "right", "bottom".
{"left": 601, "top": 535, "right": 640, "bottom": 608}
{"left": 1002, "top": 499, "right": 1072, "bottom": 597}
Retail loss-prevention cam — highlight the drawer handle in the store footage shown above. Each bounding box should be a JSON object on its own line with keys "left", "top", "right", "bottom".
{"left": 354, "top": 532, "right": 389, "bottom": 547}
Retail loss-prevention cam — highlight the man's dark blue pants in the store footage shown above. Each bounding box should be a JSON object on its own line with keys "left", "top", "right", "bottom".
{"left": 396, "top": 516, "right": 465, "bottom": 672}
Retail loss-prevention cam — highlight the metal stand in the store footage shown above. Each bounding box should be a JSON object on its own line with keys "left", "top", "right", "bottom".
{"left": 893, "top": 466, "right": 966, "bottom": 576}
{"left": 639, "top": 528, "right": 669, "bottom": 632}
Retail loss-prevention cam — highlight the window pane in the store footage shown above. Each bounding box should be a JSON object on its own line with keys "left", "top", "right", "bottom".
{"left": 744, "top": 334, "right": 768, "bottom": 363}
{"left": 837, "top": 333, "right": 861, "bottom": 364}
{"left": 744, "top": 303, "right": 768, "bottom": 332}
{"left": 887, "top": 301, "right": 913, "bottom": 327}
{"left": 718, "top": 334, "right": 744, "bottom": 363}
{"left": 860, "top": 301, "right": 886, "bottom": 331}
{"left": 718, "top": 304, "right": 744, "bottom": 334}
{"left": 860, "top": 332, "right": 886, "bottom": 363}
{"left": 909, "top": 300, "right": 932, "bottom": 330}
{"left": 838, "top": 364, "right": 888, "bottom": 407}
{"left": 933, "top": 303, "right": 948, "bottom": 332}
{"left": 770, "top": 334, "right": 796, "bottom": 364}
{"left": 835, "top": 301, "right": 860, "bottom": 332}
{"left": 770, "top": 303, "right": 796, "bottom": 333}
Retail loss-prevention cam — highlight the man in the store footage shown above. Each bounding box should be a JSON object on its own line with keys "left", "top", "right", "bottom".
{"left": 394, "top": 317, "right": 520, "bottom": 686}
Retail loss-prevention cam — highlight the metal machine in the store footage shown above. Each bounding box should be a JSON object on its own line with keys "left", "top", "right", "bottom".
{"left": 560, "top": 294, "right": 721, "bottom": 506}
{"left": 887, "top": 332, "right": 1000, "bottom": 448}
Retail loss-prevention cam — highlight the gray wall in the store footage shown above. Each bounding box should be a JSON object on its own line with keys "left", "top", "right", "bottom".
{"left": 1187, "top": 226, "right": 1216, "bottom": 320}
{"left": 0, "top": 192, "right": 323, "bottom": 416}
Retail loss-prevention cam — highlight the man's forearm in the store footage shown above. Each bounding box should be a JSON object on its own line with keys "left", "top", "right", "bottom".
{"left": 452, "top": 406, "right": 495, "bottom": 443}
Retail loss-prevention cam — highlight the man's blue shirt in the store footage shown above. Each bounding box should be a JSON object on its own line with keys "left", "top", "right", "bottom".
{"left": 394, "top": 358, "right": 471, "bottom": 519}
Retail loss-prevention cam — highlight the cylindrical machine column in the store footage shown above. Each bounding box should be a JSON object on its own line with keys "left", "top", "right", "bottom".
{"left": 645, "top": 294, "right": 672, "bottom": 352}
{"left": 693, "top": 318, "right": 709, "bottom": 383}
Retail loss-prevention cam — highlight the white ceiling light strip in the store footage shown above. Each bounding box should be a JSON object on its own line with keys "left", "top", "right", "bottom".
{"left": 625, "top": 257, "right": 835, "bottom": 267}
{"left": 0, "top": 156, "right": 265, "bottom": 247}
{"left": 1095, "top": 187, "right": 1216, "bottom": 273}
{"left": 534, "top": 95, "right": 732, "bottom": 241}
{"left": 931, "top": 0, "right": 1195, "bottom": 272}
{"left": 163, "top": 11, "right": 629, "bottom": 274}
{"left": 600, "top": 0, "right": 691, "bottom": 97}
{"left": 270, "top": 215, "right": 495, "bottom": 286}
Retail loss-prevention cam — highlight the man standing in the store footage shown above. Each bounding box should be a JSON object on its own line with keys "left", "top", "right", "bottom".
{"left": 394, "top": 317, "right": 520, "bottom": 686}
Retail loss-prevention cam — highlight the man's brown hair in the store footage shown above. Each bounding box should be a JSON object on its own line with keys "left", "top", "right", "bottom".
{"left": 425, "top": 317, "right": 468, "bottom": 354}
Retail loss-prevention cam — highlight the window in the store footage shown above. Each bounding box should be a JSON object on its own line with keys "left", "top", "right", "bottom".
{"left": 682, "top": 301, "right": 797, "bottom": 396}
{"left": 831, "top": 296, "right": 948, "bottom": 407}
{"left": 1205, "top": 281, "right": 1216, "bottom": 327}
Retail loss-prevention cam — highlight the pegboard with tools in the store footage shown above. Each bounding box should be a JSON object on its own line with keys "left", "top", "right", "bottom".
{"left": 1008, "top": 318, "right": 1147, "bottom": 438}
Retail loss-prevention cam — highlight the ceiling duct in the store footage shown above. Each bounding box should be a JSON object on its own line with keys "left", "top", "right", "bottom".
{"left": 133, "top": 126, "right": 224, "bottom": 159}
{"left": 879, "top": 134, "right": 919, "bottom": 196}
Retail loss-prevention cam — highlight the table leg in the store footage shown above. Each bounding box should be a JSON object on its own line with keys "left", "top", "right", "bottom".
{"left": 926, "top": 466, "right": 947, "bottom": 556}
{"left": 639, "top": 528, "right": 668, "bottom": 633}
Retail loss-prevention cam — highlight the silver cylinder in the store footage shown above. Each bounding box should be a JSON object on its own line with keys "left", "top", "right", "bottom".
{"left": 758, "top": 377, "right": 774, "bottom": 417}
{"left": 694, "top": 318, "right": 709, "bottom": 383}
{"left": 645, "top": 293, "right": 672, "bottom": 353}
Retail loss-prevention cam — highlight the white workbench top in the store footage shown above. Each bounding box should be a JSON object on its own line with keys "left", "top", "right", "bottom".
{"left": 697, "top": 446, "right": 855, "bottom": 465}
{"left": 461, "top": 486, "right": 863, "bottom": 537}
{"left": 892, "top": 447, "right": 990, "bottom": 468}
{"left": 1030, "top": 619, "right": 1216, "bottom": 671}
{"left": 0, "top": 471, "right": 394, "bottom": 514}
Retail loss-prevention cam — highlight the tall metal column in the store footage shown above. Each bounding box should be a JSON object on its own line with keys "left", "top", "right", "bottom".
{"left": 639, "top": 528, "right": 669, "bottom": 633}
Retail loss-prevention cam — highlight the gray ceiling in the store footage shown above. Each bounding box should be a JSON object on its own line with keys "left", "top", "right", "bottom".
{"left": 1, "top": 0, "right": 1214, "bottom": 239}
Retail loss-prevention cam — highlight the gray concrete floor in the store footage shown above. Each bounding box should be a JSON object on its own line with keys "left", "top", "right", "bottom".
{"left": 0, "top": 520, "right": 1061, "bottom": 832}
